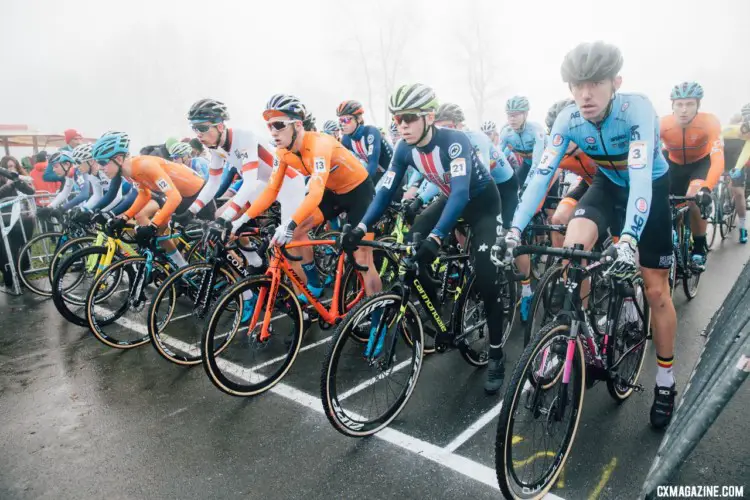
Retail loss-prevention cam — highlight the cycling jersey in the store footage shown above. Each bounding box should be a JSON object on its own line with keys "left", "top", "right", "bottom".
{"left": 190, "top": 156, "right": 210, "bottom": 180}
{"left": 499, "top": 121, "right": 545, "bottom": 167}
{"left": 557, "top": 146, "right": 598, "bottom": 185}
{"left": 722, "top": 123, "right": 750, "bottom": 171}
{"left": 341, "top": 124, "right": 393, "bottom": 178}
{"left": 90, "top": 172, "right": 124, "bottom": 213}
{"left": 660, "top": 112, "right": 724, "bottom": 189}
{"left": 123, "top": 155, "right": 205, "bottom": 227}
{"left": 245, "top": 131, "right": 367, "bottom": 224}
{"left": 513, "top": 93, "right": 668, "bottom": 242}
{"left": 361, "top": 126, "right": 492, "bottom": 239}
{"left": 189, "top": 128, "right": 278, "bottom": 220}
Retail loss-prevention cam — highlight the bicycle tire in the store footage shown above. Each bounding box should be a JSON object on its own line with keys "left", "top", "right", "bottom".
{"left": 49, "top": 235, "right": 98, "bottom": 285}
{"left": 525, "top": 263, "right": 565, "bottom": 346}
{"left": 495, "top": 320, "right": 585, "bottom": 499}
{"left": 16, "top": 231, "right": 62, "bottom": 296}
{"left": 201, "top": 276, "right": 304, "bottom": 397}
{"left": 320, "top": 291, "right": 424, "bottom": 437}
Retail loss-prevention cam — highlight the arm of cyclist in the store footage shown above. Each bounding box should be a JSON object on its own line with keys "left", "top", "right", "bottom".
{"left": 429, "top": 146, "right": 475, "bottom": 240}
{"left": 704, "top": 115, "right": 724, "bottom": 190}
{"left": 234, "top": 156, "right": 288, "bottom": 229}
{"left": 530, "top": 123, "right": 546, "bottom": 171}
{"left": 122, "top": 187, "right": 153, "bottom": 221}
{"left": 364, "top": 127, "right": 383, "bottom": 178}
{"left": 111, "top": 182, "right": 138, "bottom": 216}
{"left": 359, "top": 146, "right": 411, "bottom": 230}
{"left": 187, "top": 155, "right": 225, "bottom": 215}
{"left": 214, "top": 167, "right": 237, "bottom": 200}
{"left": 90, "top": 174, "right": 122, "bottom": 212}
{"left": 62, "top": 175, "right": 91, "bottom": 210}
{"left": 47, "top": 177, "right": 74, "bottom": 209}
{"left": 491, "top": 143, "right": 515, "bottom": 184}
{"left": 83, "top": 174, "right": 104, "bottom": 211}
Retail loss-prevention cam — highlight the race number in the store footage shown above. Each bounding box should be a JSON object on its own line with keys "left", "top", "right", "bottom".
{"left": 450, "top": 158, "right": 467, "bottom": 176}
{"left": 381, "top": 171, "right": 396, "bottom": 189}
{"left": 156, "top": 178, "right": 171, "bottom": 191}
{"left": 629, "top": 141, "right": 648, "bottom": 168}
{"left": 314, "top": 157, "right": 326, "bottom": 173}
{"left": 537, "top": 149, "right": 558, "bottom": 170}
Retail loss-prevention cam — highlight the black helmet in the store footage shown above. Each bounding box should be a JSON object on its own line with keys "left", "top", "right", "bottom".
{"left": 435, "top": 103, "right": 465, "bottom": 124}
{"left": 560, "top": 41, "right": 623, "bottom": 84}
{"left": 545, "top": 98, "right": 575, "bottom": 130}
{"left": 188, "top": 99, "right": 230, "bottom": 123}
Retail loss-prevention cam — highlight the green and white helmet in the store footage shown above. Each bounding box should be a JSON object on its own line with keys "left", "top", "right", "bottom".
{"left": 169, "top": 142, "right": 192, "bottom": 159}
{"left": 506, "top": 96, "right": 530, "bottom": 113}
{"left": 389, "top": 84, "right": 439, "bottom": 114}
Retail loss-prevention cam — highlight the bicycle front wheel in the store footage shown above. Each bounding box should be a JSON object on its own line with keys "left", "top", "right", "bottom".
{"left": 321, "top": 291, "right": 424, "bottom": 437}
{"left": 201, "top": 276, "right": 304, "bottom": 397}
{"left": 496, "top": 319, "right": 585, "bottom": 499}
{"left": 49, "top": 235, "right": 98, "bottom": 285}
{"left": 16, "top": 231, "right": 62, "bottom": 296}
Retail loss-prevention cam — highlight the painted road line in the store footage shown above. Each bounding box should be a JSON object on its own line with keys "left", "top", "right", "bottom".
{"left": 337, "top": 359, "right": 412, "bottom": 401}
{"left": 443, "top": 399, "right": 504, "bottom": 452}
{"left": 588, "top": 457, "right": 617, "bottom": 500}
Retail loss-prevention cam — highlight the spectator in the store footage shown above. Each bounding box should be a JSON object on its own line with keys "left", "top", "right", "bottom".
{"left": 0, "top": 157, "right": 36, "bottom": 288}
{"left": 21, "top": 156, "right": 33, "bottom": 175}
{"left": 44, "top": 129, "right": 82, "bottom": 183}
{"left": 30, "top": 151, "right": 59, "bottom": 203}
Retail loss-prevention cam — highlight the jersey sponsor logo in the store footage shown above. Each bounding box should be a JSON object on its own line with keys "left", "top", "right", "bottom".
{"left": 535, "top": 167, "right": 552, "bottom": 176}
{"left": 367, "top": 134, "right": 374, "bottom": 145}
{"left": 575, "top": 208, "right": 585, "bottom": 216}
{"left": 367, "top": 144, "right": 374, "bottom": 156}
{"left": 610, "top": 134, "right": 627, "bottom": 142}
{"left": 629, "top": 141, "right": 648, "bottom": 168}
{"left": 630, "top": 214, "right": 645, "bottom": 235}
{"left": 450, "top": 158, "right": 467, "bottom": 177}
{"left": 314, "top": 157, "right": 326, "bottom": 173}
{"left": 234, "top": 148, "right": 249, "bottom": 161}
{"left": 630, "top": 125, "right": 641, "bottom": 141}
{"left": 621, "top": 102, "right": 630, "bottom": 112}
{"left": 659, "top": 254, "right": 674, "bottom": 268}
{"left": 552, "top": 134, "right": 563, "bottom": 147}
{"left": 571, "top": 111, "right": 581, "bottom": 119}
{"left": 448, "top": 143, "right": 462, "bottom": 159}
{"left": 381, "top": 170, "right": 396, "bottom": 189}
{"left": 635, "top": 197, "right": 648, "bottom": 213}
{"left": 585, "top": 136, "right": 596, "bottom": 144}
{"left": 156, "top": 178, "right": 171, "bottom": 191}
{"left": 585, "top": 144, "right": 599, "bottom": 152}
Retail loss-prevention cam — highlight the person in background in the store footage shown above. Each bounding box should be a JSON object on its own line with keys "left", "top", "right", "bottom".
{"left": 169, "top": 141, "right": 210, "bottom": 180}
{"left": 44, "top": 129, "right": 82, "bottom": 183}
{"left": 21, "top": 157, "right": 33, "bottom": 175}
{"left": 30, "top": 151, "right": 59, "bottom": 202}
{"left": 0, "top": 156, "right": 36, "bottom": 288}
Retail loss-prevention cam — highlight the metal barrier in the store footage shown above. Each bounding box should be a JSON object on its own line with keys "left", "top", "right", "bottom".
{"left": 0, "top": 192, "right": 59, "bottom": 295}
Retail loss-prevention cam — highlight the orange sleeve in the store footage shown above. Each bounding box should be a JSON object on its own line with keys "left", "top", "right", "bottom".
{"left": 143, "top": 159, "right": 183, "bottom": 227}
{"left": 244, "top": 154, "right": 286, "bottom": 219}
{"left": 704, "top": 115, "right": 724, "bottom": 190}
{"left": 291, "top": 145, "right": 332, "bottom": 225}
{"left": 124, "top": 187, "right": 152, "bottom": 220}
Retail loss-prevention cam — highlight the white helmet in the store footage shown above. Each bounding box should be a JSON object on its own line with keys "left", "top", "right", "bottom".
{"left": 169, "top": 142, "right": 193, "bottom": 159}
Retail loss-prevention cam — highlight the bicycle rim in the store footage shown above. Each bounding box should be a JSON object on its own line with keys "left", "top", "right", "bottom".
{"left": 17, "top": 232, "right": 62, "bottom": 296}
{"left": 52, "top": 246, "right": 115, "bottom": 327}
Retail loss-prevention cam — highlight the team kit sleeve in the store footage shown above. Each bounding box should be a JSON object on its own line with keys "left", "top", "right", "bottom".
{"left": 511, "top": 121, "right": 570, "bottom": 232}
{"left": 91, "top": 173, "right": 122, "bottom": 212}
{"left": 530, "top": 123, "right": 547, "bottom": 169}
{"left": 703, "top": 115, "right": 724, "bottom": 190}
{"left": 243, "top": 154, "right": 288, "bottom": 220}
{"left": 364, "top": 126, "right": 383, "bottom": 177}
{"left": 123, "top": 186, "right": 152, "bottom": 220}
{"left": 188, "top": 153, "right": 225, "bottom": 215}
{"left": 63, "top": 175, "right": 91, "bottom": 210}
{"left": 620, "top": 99, "right": 659, "bottom": 242}
{"left": 221, "top": 141, "right": 263, "bottom": 221}
{"left": 429, "top": 134, "right": 475, "bottom": 239}
{"left": 48, "top": 177, "right": 74, "bottom": 208}
{"left": 288, "top": 146, "right": 335, "bottom": 225}
{"left": 360, "top": 142, "right": 410, "bottom": 229}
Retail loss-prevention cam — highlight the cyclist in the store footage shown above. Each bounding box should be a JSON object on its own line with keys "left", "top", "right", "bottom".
{"left": 348, "top": 83, "right": 506, "bottom": 395}
{"left": 499, "top": 96, "right": 546, "bottom": 187}
{"left": 169, "top": 141, "right": 210, "bottom": 180}
{"left": 481, "top": 119, "right": 522, "bottom": 171}
{"left": 337, "top": 100, "right": 393, "bottom": 184}
{"left": 322, "top": 120, "right": 342, "bottom": 141}
{"left": 660, "top": 82, "right": 723, "bottom": 268}
{"left": 45, "top": 151, "right": 78, "bottom": 211}
{"left": 233, "top": 94, "right": 381, "bottom": 302}
{"left": 93, "top": 132, "right": 214, "bottom": 269}
{"left": 722, "top": 107, "right": 750, "bottom": 243}
{"left": 494, "top": 42, "right": 678, "bottom": 428}
{"left": 388, "top": 120, "right": 400, "bottom": 146}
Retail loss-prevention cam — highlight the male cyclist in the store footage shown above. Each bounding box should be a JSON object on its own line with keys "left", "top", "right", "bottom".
{"left": 93, "top": 132, "right": 213, "bottom": 269}
{"left": 482, "top": 120, "right": 522, "bottom": 171}
{"left": 499, "top": 96, "right": 546, "bottom": 187}
{"left": 338, "top": 100, "right": 393, "bottom": 184}
{"left": 660, "top": 82, "right": 722, "bottom": 268}
{"left": 234, "top": 94, "right": 381, "bottom": 302}
{"left": 322, "top": 120, "right": 342, "bottom": 141}
{"left": 169, "top": 141, "right": 210, "bottom": 180}
{"left": 388, "top": 121, "right": 400, "bottom": 146}
{"left": 722, "top": 106, "right": 750, "bottom": 243}
{"left": 494, "top": 42, "right": 678, "bottom": 428}
{"left": 349, "top": 84, "right": 506, "bottom": 395}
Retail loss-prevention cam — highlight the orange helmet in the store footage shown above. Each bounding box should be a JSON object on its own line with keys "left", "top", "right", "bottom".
{"left": 336, "top": 100, "right": 364, "bottom": 117}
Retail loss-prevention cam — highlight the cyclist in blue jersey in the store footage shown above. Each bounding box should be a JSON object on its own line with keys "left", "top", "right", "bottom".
{"left": 492, "top": 41, "right": 678, "bottom": 429}
{"left": 499, "top": 96, "right": 546, "bottom": 187}
{"left": 344, "top": 83, "right": 507, "bottom": 395}
{"left": 338, "top": 100, "right": 393, "bottom": 183}
{"left": 482, "top": 120, "right": 522, "bottom": 171}
{"left": 169, "top": 142, "right": 210, "bottom": 180}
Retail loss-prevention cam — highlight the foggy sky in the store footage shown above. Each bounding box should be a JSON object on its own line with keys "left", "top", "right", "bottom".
{"left": 2, "top": 0, "right": 749, "bottom": 154}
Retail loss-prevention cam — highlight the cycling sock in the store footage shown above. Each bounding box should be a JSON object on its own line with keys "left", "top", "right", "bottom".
{"left": 521, "top": 279, "right": 532, "bottom": 298}
{"left": 740, "top": 217, "right": 746, "bottom": 228}
{"left": 329, "top": 218, "right": 341, "bottom": 231}
{"left": 301, "top": 262, "right": 321, "bottom": 289}
{"left": 656, "top": 355, "right": 675, "bottom": 387}
{"left": 240, "top": 248, "right": 263, "bottom": 268}
{"left": 167, "top": 249, "right": 188, "bottom": 269}
{"left": 692, "top": 235, "right": 707, "bottom": 255}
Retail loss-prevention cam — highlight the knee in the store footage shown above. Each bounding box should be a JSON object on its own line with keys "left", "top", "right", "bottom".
{"left": 644, "top": 277, "right": 671, "bottom": 308}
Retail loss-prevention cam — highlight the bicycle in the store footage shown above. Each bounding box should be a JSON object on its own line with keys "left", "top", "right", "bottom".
{"left": 494, "top": 244, "right": 650, "bottom": 499}
{"left": 320, "top": 232, "right": 516, "bottom": 437}
{"left": 669, "top": 194, "right": 707, "bottom": 299}
{"left": 707, "top": 172, "right": 736, "bottom": 246}
{"left": 200, "top": 234, "right": 371, "bottom": 397}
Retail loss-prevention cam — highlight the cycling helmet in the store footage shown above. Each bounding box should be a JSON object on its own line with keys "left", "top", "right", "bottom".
{"left": 323, "top": 120, "right": 340, "bottom": 135}
{"left": 741, "top": 103, "right": 750, "bottom": 121}
{"left": 670, "top": 81, "right": 704, "bottom": 100}
{"left": 303, "top": 113, "right": 317, "bottom": 132}
{"left": 506, "top": 96, "right": 530, "bottom": 113}
{"left": 169, "top": 142, "right": 193, "bottom": 159}
{"left": 560, "top": 41, "right": 623, "bottom": 84}
{"left": 336, "top": 100, "right": 365, "bottom": 117}
{"left": 263, "top": 94, "right": 307, "bottom": 121}
{"left": 480, "top": 120, "right": 497, "bottom": 134}
{"left": 48, "top": 150, "right": 77, "bottom": 168}
{"left": 71, "top": 143, "right": 93, "bottom": 163}
{"left": 389, "top": 121, "right": 399, "bottom": 134}
{"left": 435, "top": 103, "right": 465, "bottom": 124}
{"left": 188, "top": 99, "right": 230, "bottom": 123}
{"left": 92, "top": 132, "right": 130, "bottom": 163}
{"left": 545, "top": 98, "right": 575, "bottom": 130}
{"left": 389, "top": 83, "right": 439, "bottom": 114}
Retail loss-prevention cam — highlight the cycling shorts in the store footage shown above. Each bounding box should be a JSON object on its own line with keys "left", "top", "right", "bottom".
{"left": 318, "top": 177, "right": 375, "bottom": 227}
{"left": 668, "top": 154, "right": 710, "bottom": 196}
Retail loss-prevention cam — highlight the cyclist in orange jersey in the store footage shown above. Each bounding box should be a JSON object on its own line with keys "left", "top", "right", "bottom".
{"left": 660, "top": 81, "right": 723, "bottom": 268}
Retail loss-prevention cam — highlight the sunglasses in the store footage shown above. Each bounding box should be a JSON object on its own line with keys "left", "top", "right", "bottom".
{"left": 191, "top": 123, "right": 214, "bottom": 133}
{"left": 96, "top": 159, "right": 110, "bottom": 167}
{"left": 338, "top": 116, "right": 354, "bottom": 125}
{"left": 266, "top": 120, "right": 294, "bottom": 131}
{"left": 393, "top": 112, "right": 429, "bottom": 126}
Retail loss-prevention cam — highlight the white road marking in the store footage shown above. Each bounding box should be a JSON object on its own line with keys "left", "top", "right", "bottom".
{"left": 444, "top": 400, "right": 504, "bottom": 452}
{"left": 337, "top": 359, "right": 411, "bottom": 401}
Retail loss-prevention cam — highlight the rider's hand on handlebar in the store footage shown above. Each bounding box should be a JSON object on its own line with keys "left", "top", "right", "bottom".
{"left": 415, "top": 234, "right": 441, "bottom": 265}
{"left": 491, "top": 229, "right": 520, "bottom": 267}
{"left": 404, "top": 197, "right": 423, "bottom": 225}
{"left": 341, "top": 223, "right": 366, "bottom": 252}
{"left": 271, "top": 219, "right": 297, "bottom": 246}
{"left": 602, "top": 235, "right": 638, "bottom": 280}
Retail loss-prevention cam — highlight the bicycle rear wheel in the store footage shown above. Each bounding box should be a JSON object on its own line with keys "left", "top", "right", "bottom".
{"left": 321, "top": 291, "right": 424, "bottom": 437}
{"left": 201, "top": 276, "right": 304, "bottom": 397}
{"left": 49, "top": 235, "right": 98, "bottom": 285}
{"left": 496, "top": 320, "right": 585, "bottom": 499}
{"left": 16, "top": 231, "right": 62, "bottom": 296}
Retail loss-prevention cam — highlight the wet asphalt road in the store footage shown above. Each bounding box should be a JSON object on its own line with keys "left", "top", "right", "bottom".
{"left": 1, "top": 236, "right": 749, "bottom": 500}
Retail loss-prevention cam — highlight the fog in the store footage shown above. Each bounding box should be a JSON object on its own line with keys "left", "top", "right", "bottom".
{"left": 2, "top": 0, "right": 749, "bottom": 153}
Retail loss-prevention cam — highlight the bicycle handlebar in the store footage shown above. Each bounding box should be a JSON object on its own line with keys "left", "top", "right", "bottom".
{"left": 513, "top": 244, "right": 605, "bottom": 262}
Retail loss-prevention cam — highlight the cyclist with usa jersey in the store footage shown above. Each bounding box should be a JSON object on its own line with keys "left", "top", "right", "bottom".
{"left": 499, "top": 96, "right": 546, "bottom": 187}
{"left": 346, "top": 84, "right": 507, "bottom": 395}
{"left": 338, "top": 100, "right": 393, "bottom": 184}
{"left": 493, "top": 42, "right": 678, "bottom": 429}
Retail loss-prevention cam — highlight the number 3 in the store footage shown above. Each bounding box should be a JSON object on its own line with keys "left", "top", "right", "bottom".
{"left": 632, "top": 148, "right": 642, "bottom": 159}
